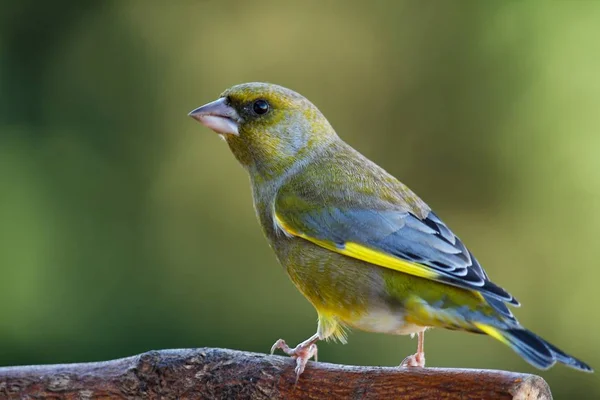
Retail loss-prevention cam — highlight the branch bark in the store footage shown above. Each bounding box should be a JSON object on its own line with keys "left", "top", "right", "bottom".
{"left": 0, "top": 347, "right": 552, "bottom": 399}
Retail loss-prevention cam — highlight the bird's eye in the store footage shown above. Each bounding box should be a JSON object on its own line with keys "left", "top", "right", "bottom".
{"left": 252, "top": 99, "right": 269, "bottom": 115}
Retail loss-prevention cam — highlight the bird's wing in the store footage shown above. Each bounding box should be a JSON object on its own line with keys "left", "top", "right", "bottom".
{"left": 274, "top": 192, "right": 519, "bottom": 306}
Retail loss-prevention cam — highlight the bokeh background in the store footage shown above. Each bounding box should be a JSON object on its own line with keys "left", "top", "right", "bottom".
{"left": 1, "top": 1, "right": 599, "bottom": 397}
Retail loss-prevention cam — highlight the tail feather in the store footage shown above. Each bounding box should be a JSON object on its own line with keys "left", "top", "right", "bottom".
{"left": 537, "top": 334, "right": 593, "bottom": 372}
{"left": 502, "top": 328, "right": 554, "bottom": 370}
{"left": 475, "top": 323, "right": 593, "bottom": 372}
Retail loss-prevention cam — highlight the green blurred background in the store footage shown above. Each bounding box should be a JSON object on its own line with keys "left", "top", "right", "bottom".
{"left": 1, "top": 1, "right": 599, "bottom": 397}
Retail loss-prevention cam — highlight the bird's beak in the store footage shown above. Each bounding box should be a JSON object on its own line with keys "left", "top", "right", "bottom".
{"left": 188, "top": 97, "right": 240, "bottom": 136}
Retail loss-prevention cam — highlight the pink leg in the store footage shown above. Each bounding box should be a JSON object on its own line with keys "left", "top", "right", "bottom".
{"left": 400, "top": 331, "right": 426, "bottom": 367}
{"left": 271, "top": 333, "right": 319, "bottom": 381}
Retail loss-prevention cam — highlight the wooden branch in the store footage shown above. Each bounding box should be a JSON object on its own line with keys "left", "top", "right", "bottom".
{"left": 0, "top": 347, "right": 551, "bottom": 399}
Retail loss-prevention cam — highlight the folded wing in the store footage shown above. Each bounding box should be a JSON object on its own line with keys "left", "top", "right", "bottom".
{"left": 275, "top": 194, "right": 519, "bottom": 307}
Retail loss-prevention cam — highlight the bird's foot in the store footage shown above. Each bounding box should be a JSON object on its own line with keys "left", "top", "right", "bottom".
{"left": 400, "top": 351, "right": 426, "bottom": 368}
{"left": 271, "top": 338, "right": 318, "bottom": 381}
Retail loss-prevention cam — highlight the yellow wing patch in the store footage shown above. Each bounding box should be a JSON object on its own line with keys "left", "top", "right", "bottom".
{"left": 274, "top": 212, "right": 438, "bottom": 280}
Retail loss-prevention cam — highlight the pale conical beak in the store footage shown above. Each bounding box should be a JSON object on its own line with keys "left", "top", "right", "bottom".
{"left": 188, "top": 97, "right": 240, "bottom": 136}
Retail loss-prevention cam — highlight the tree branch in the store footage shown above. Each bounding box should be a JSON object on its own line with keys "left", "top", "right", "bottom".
{"left": 0, "top": 347, "right": 551, "bottom": 399}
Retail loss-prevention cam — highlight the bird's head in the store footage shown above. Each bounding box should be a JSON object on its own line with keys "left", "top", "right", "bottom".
{"left": 189, "top": 82, "right": 337, "bottom": 179}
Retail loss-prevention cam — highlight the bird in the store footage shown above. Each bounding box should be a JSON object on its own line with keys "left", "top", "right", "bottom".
{"left": 188, "top": 82, "right": 592, "bottom": 381}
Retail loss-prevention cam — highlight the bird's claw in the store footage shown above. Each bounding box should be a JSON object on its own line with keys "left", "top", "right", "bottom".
{"left": 270, "top": 339, "right": 289, "bottom": 355}
{"left": 271, "top": 338, "right": 318, "bottom": 381}
{"left": 400, "top": 352, "right": 426, "bottom": 368}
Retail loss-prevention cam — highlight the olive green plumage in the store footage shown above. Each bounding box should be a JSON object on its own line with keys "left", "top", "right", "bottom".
{"left": 189, "top": 82, "right": 592, "bottom": 374}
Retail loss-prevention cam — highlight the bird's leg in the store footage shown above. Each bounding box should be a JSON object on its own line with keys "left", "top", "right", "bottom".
{"left": 271, "top": 333, "right": 319, "bottom": 381}
{"left": 400, "top": 331, "right": 426, "bottom": 367}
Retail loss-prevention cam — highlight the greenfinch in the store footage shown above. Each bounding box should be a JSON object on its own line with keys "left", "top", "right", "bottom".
{"left": 189, "top": 82, "right": 592, "bottom": 380}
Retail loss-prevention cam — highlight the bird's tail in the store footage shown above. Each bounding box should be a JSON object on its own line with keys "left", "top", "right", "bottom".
{"left": 474, "top": 323, "right": 593, "bottom": 372}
